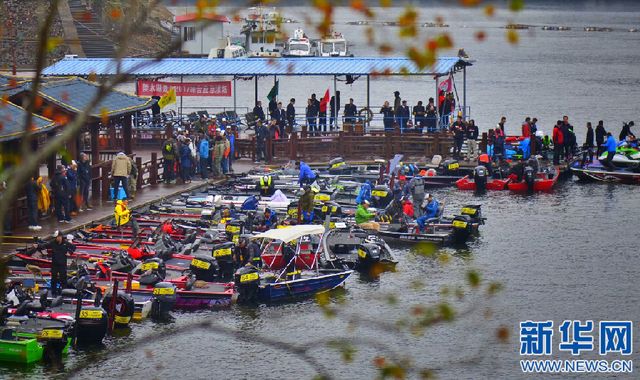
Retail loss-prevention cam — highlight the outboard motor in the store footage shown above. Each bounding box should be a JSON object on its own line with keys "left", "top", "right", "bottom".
{"left": 189, "top": 254, "right": 220, "bottom": 282}
{"left": 371, "top": 185, "right": 392, "bottom": 209}
{"left": 212, "top": 242, "right": 235, "bottom": 279}
{"left": 234, "top": 265, "right": 260, "bottom": 305}
{"left": 150, "top": 282, "right": 177, "bottom": 320}
{"left": 460, "top": 205, "right": 483, "bottom": 225}
{"left": 75, "top": 306, "right": 108, "bottom": 345}
{"left": 473, "top": 165, "right": 488, "bottom": 193}
{"left": 108, "top": 250, "right": 139, "bottom": 273}
{"left": 101, "top": 292, "right": 135, "bottom": 327}
{"left": 328, "top": 157, "right": 349, "bottom": 174}
{"left": 442, "top": 159, "right": 460, "bottom": 175}
{"left": 137, "top": 258, "right": 166, "bottom": 286}
{"left": 287, "top": 201, "right": 299, "bottom": 220}
{"left": 68, "top": 264, "right": 92, "bottom": 290}
{"left": 355, "top": 243, "right": 382, "bottom": 270}
{"left": 523, "top": 166, "right": 536, "bottom": 192}
{"left": 225, "top": 220, "right": 244, "bottom": 242}
{"left": 317, "top": 201, "right": 342, "bottom": 219}
{"left": 451, "top": 215, "right": 473, "bottom": 244}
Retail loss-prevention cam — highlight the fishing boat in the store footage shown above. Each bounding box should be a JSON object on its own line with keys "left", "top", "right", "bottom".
{"left": 456, "top": 175, "right": 511, "bottom": 191}
{"left": 570, "top": 161, "right": 640, "bottom": 185}
{"left": 208, "top": 37, "right": 247, "bottom": 59}
{"left": 241, "top": 8, "right": 282, "bottom": 58}
{"left": 321, "top": 227, "right": 397, "bottom": 271}
{"left": 234, "top": 225, "right": 353, "bottom": 304}
{"left": 507, "top": 167, "right": 559, "bottom": 193}
{"left": 283, "top": 28, "right": 313, "bottom": 57}
{"left": 317, "top": 31, "right": 352, "bottom": 57}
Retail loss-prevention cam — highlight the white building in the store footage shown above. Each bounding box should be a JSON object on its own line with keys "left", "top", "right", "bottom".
{"left": 175, "top": 13, "right": 230, "bottom": 56}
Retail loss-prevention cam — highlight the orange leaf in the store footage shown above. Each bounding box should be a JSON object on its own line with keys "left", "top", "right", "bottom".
{"left": 1, "top": 94, "right": 9, "bottom": 107}
{"left": 435, "top": 33, "right": 453, "bottom": 49}
{"left": 109, "top": 7, "right": 122, "bottom": 20}
{"left": 379, "top": 0, "right": 392, "bottom": 7}
{"left": 43, "top": 105, "right": 55, "bottom": 119}
{"left": 34, "top": 96, "right": 43, "bottom": 109}
{"left": 82, "top": 11, "right": 93, "bottom": 22}
{"left": 373, "top": 356, "right": 386, "bottom": 368}
{"left": 8, "top": 78, "right": 17, "bottom": 87}
{"left": 459, "top": 0, "right": 482, "bottom": 6}
{"left": 475, "top": 30, "right": 486, "bottom": 41}
{"left": 53, "top": 114, "right": 69, "bottom": 125}
{"left": 484, "top": 4, "right": 495, "bottom": 17}
{"left": 506, "top": 29, "right": 519, "bottom": 44}
{"left": 378, "top": 44, "right": 393, "bottom": 54}
{"left": 350, "top": 0, "right": 365, "bottom": 11}
{"left": 88, "top": 72, "right": 97, "bottom": 82}
{"left": 426, "top": 39, "right": 438, "bottom": 51}
{"left": 100, "top": 107, "right": 109, "bottom": 125}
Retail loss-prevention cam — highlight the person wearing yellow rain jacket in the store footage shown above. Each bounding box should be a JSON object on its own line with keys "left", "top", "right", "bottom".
{"left": 114, "top": 199, "right": 138, "bottom": 238}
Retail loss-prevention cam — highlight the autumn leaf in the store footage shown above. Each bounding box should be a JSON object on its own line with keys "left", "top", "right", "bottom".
{"left": 509, "top": 0, "right": 525, "bottom": 12}
{"left": 506, "top": 29, "right": 519, "bottom": 44}
{"left": 398, "top": 6, "right": 418, "bottom": 38}
{"left": 466, "top": 269, "right": 481, "bottom": 287}
{"left": 46, "top": 37, "right": 63, "bottom": 53}
{"left": 43, "top": 105, "right": 55, "bottom": 119}
{"left": 34, "top": 96, "right": 43, "bottom": 109}
{"left": 496, "top": 326, "right": 510, "bottom": 342}
{"left": 475, "top": 30, "right": 487, "bottom": 41}
{"left": 484, "top": 4, "right": 495, "bottom": 17}
{"left": 109, "top": 7, "right": 123, "bottom": 20}
{"left": 459, "top": 0, "right": 482, "bottom": 6}
{"left": 100, "top": 107, "right": 109, "bottom": 125}
{"left": 380, "top": 0, "right": 392, "bottom": 7}
{"left": 435, "top": 33, "right": 453, "bottom": 49}
{"left": 88, "top": 72, "right": 97, "bottom": 82}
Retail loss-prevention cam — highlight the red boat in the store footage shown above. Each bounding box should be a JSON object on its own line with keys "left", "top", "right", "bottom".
{"left": 455, "top": 175, "right": 511, "bottom": 191}
{"left": 507, "top": 167, "right": 560, "bottom": 193}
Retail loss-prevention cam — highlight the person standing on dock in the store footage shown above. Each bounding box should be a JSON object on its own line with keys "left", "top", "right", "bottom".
{"left": 161, "top": 136, "right": 178, "bottom": 184}
{"left": 497, "top": 116, "right": 507, "bottom": 135}
{"left": 413, "top": 101, "right": 425, "bottom": 133}
{"left": 329, "top": 95, "right": 339, "bottom": 131}
{"left": 465, "top": 119, "right": 479, "bottom": 161}
{"left": 393, "top": 91, "right": 401, "bottom": 115}
{"left": 595, "top": 120, "right": 606, "bottom": 156}
{"left": 451, "top": 116, "right": 465, "bottom": 159}
{"left": 198, "top": 132, "right": 210, "bottom": 179}
{"left": 255, "top": 120, "right": 268, "bottom": 162}
{"left": 111, "top": 153, "right": 132, "bottom": 200}
{"left": 77, "top": 153, "right": 92, "bottom": 210}
{"left": 286, "top": 98, "right": 296, "bottom": 133}
{"left": 306, "top": 98, "right": 316, "bottom": 134}
{"left": 397, "top": 100, "right": 410, "bottom": 132}
{"left": 344, "top": 98, "right": 357, "bottom": 129}
{"left": 26, "top": 176, "right": 42, "bottom": 231}
{"left": 561, "top": 116, "right": 574, "bottom": 160}
{"left": 253, "top": 101, "right": 265, "bottom": 122}
{"left": 50, "top": 165, "right": 72, "bottom": 223}
{"left": 380, "top": 101, "right": 394, "bottom": 132}
{"left": 213, "top": 130, "right": 226, "bottom": 178}
{"left": 425, "top": 98, "right": 437, "bottom": 132}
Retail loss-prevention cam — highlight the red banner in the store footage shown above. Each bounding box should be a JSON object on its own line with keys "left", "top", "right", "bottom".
{"left": 136, "top": 80, "right": 231, "bottom": 97}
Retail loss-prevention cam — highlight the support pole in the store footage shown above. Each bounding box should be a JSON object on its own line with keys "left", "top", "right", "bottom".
{"left": 366, "top": 75, "right": 370, "bottom": 111}
{"left": 254, "top": 75, "right": 258, "bottom": 106}
{"left": 179, "top": 75, "right": 184, "bottom": 117}
{"left": 233, "top": 76, "right": 237, "bottom": 112}
{"left": 435, "top": 76, "right": 440, "bottom": 130}
{"left": 333, "top": 75, "right": 337, "bottom": 129}
{"left": 274, "top": 75, "right": 277, "bottom": 102}
{"left": 90, "top": 123, "right": 100, "bottom": 200}
{"left": 463, "top": 65, "right": 467, "bottom": 120}
{"left": 123, "top": 115, "right": 133, "bottom": 155}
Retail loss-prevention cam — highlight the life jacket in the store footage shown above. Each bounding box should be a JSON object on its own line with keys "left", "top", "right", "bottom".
{"left": 163, "top": 142, "right": 173, "bottom": 154}
{"left": 259, "top": 176, "right": 272, "bottom": 190}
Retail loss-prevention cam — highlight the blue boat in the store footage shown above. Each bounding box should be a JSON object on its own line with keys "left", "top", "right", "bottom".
{"left": 257, "top": 270, "right": 353, "bottom": 303}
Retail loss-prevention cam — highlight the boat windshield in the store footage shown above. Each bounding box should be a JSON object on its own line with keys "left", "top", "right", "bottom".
{"left": 334, "top": 41, "right": 346, "bottom": 52}
{"left": 289, "top": 43, "right": 309, "bottom": 51}
{"left": 322, "top": 41, "right": 346, "bottom": 53}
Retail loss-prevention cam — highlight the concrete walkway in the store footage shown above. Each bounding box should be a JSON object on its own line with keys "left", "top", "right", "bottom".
{"left": 2, "top": 158, "right": 257, "bottom": 254}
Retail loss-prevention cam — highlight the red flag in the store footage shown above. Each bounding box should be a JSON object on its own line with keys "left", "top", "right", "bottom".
{"left": 320, "top": 88, "right": 330, "bottom": 112}
{"left": 438, "top": 75, "right": 452, "bottom": 93}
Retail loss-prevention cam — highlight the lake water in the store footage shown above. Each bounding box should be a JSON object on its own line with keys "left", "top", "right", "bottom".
{"left": 8, "top": 2, "right": 640, "bottom": 379}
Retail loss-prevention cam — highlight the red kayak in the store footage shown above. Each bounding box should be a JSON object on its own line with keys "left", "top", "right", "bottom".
{"left": 456, "top": 175, "right": 511, "bottom": 191}
{"left": 507, "top": 168, "right": 559, "bottom": 193}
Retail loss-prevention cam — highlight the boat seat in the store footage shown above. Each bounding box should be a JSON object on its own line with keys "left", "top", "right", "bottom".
{"left": 1, "top": 328, "right": 16, "bottom": 341}
{"left": 61, "top": 288, "right": 78, "bottom": 298}
{"left": 332, "top": 244, "right": 356, "bottom": 255}
{"left": 50, "top": 296, "right": 64, "bottom": 308}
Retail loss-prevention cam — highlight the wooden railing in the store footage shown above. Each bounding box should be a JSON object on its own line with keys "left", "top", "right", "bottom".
{"left": 236, "top": 130, "right": 455, "bottom": 163}
{"left": 91, "top": 153, "right": 165, "bottom": 201}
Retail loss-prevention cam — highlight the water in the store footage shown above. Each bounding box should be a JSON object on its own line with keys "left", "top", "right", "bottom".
{"left": 7, "top": 3, "right": 640, "bottom": 379}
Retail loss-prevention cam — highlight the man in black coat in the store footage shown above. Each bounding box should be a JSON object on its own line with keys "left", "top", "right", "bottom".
{"left": 268, "top": 99, "right": 277, "bottom": 118}
{"left": 595, "top": 120, "right": 606, "bottom": 156}
{"left": 255, "top": 120, "right": 269, "bottom": 162}
{"left": 397, "top": 100, "right": 410, "bottom": 132}
{"left": 276, "top": 102, "right": 287, "bottom": 136}
{"left": 253, "top": 101, "right": 265, "bottom": 122}
{"left": 50, "top": 165, "right": 72, "bottom": 223}
{"left": 286, "top": 98, "right": 296, "bottom": 131}
{"left": 329, "top": 96, "right": 339, "bottom": 130}
{"left": 344, "top": 98, "right": 357, "bottom": 125}
{"left": 77, "top": 153, "right": 92, "bottom": 210}
{"left": 35, "top": 231, "right": 76, "bottom": 296}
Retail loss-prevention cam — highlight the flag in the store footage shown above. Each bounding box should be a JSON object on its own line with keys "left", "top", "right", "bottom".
{"left": 266, "top": 80, "right": 279, "bottom": 102}
{"left": 320, "top": 88, "right": 330, "bottom": 112}
{"left": 158, "top": 87, "right": 176, "bottom": 109}
{"left": 438, "top": 75, "right": 452, "bottom": 93}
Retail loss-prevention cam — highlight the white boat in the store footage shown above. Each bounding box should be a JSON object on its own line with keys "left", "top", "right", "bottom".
{"left": 242, "top": 7, "right": 282, "bottom": 58}
{"left": 317, "top": 31, "right": 352, "bottom": 57}
{"left": 284, "top": 28, "right": 313, "bottom": 57}
{"left": 208, "top": 37, "right": 247, "bottom": 59}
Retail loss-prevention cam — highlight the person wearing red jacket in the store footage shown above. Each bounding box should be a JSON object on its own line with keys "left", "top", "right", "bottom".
{"left": 522, "top": 117, "right": 531, "bottom": 138}
{"left": 402, "top": 198, "right": 414, "bottom": 218}
{"left": 552, "top": 120, "right": 564, "bottom": 165}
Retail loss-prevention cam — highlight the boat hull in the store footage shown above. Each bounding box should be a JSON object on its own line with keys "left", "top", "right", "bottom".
{"left": 257, "top": 271, "right": 352, "bottom": 303}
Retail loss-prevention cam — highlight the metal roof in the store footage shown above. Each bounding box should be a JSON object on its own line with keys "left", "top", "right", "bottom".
{"left": 174, "top": 13, "right": 230, "bottom": 23}
{"left": 15, "top": 77, "right": 156, "bottom": 118}
{"left": 0, "top": 101, "right": 56, "bottom": 143}
{"left": 42, "top": 57, "right": 470, "bottom": 77}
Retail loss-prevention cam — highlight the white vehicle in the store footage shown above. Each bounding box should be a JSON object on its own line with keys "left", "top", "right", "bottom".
{"left": 284, "top": 28, "right": 313, "bottom": 57}
{"left": 318, "top": 31, "right": 352, "bottom": 57}
{"left": 208, "top": 38, "right": 247, "bottom": 59}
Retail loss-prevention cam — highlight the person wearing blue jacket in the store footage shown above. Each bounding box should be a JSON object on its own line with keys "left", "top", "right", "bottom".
{"left": 179, "top": 140, "right": 193, "bottom": 183}
{"left": 297, "top": 161, "right": 316, "bottom": 186}
{"left": 198, "top": 133, "right": 210, "bottom": 179}
{"left": 355, "top": 180, "right": 372, "bottom": 204}
{"left": 226, "top": 126, "right": 235, "bottom": 173}
{"left": 262, "top": 208, "right": 278, "bottom": 229}
{"left": 601, "top": 132, "right": 617, "bottom": 169}
{"left": 520, "top": 137, "right": 531, "bottom": 160}
{"left": 415, "top": 194, "right": 440, "bottom": 233}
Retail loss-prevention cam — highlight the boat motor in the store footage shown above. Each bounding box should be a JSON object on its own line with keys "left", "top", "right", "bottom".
{"left": 212, "top": 242, "right": 235, "bottom": 279}
{"left": 371, "top": 184, "right": 392, "bottom": 209}
{"left": 451, "top": 215, "right": 473, "bottom": 244}
{"left": 441, "top": 159, "right": 460, "bottom": 175}
{"left": 234, "top": 265, "right": 260, "bottom": 305}
{"left": 101, "top": 292, "right": 135, "bottom": 327}
{"left": 460, "top": 205, "right": 483, "bottom": 225}
{"left": 225, "top": 220, "right": 244, "bottom": 242}
{"left": 150, "top": 282, "right": 177, "bottom": 320}
{"left": 473, "top": 165, "right": 488, "bottom": 193}
{"left": 75, "top": 306, "right": 108, "bottom": 346}
{"left": 137, "top": 258, "right": 166, "bottom": 286}
{"left": 355, "top": 242, "right": 382, "bottom": 270}
{"left": 108, "top": 250, "right": 139, "bottom": 273}
{"left": 523, "top": 166, "right": 536, "bottom": 192}
{"left": 189, "top": 254, "right": 220, "bottom": 282}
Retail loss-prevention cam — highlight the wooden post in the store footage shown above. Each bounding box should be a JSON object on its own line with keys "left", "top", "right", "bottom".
{"left": 135, "top": 157, "right": 143, "bottom": 190}
{"left": 433, "top": 132, "right": 441, "bottom": 157}
{"left": 251, "top": 137, "right": 256, "bottom": 162}
{"left": 150, "top": 152, "right": 158, "bottom": 185}
{"left": 337, "top": 131, "right": 344, "bottom": 157}
{"left": 123, "top": 115, "right": 133, "bottom": 155}
{"left": 289, "top": 132, "right": 298, "bottom": 160}
{"left": 90, "top": 123, "right": 100, "bottom": 199}
{"left": 101, "top": 164, "right": 110, "bottom": 201}
{"left": 480, "top": 132, "right": 488, "bottom": 153}
{"left": 301, "top": 125, "right": 308, "bottom": 139}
